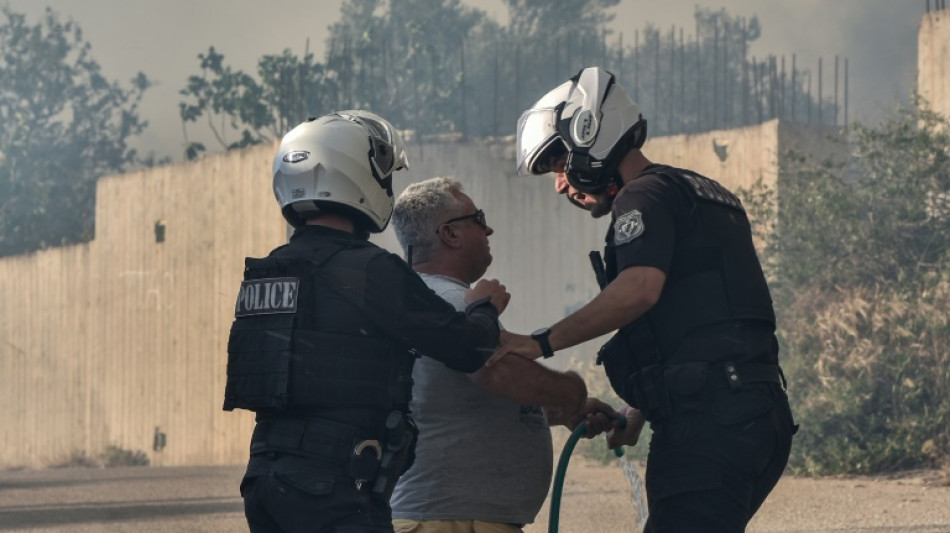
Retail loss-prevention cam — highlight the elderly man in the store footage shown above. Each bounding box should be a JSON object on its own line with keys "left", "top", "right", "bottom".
{"left": 388, "top": 177, "right": 589, "bottom": 533}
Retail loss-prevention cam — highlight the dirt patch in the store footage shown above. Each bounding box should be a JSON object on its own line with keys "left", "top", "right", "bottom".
{"left": 525, "top": 459, "right": 950, "bottom": 533}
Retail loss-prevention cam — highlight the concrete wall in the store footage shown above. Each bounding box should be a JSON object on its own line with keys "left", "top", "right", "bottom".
{"left": 920, "top": 10, "right": 950, "bottom": 118}
{"left": 0, "top": 146, "right": 284, "bottom": 468}
{"left": 0, "top": 120, "right": 822, "bottom": 468}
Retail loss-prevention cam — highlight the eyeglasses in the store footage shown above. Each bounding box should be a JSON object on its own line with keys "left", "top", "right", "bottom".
{"left": 436, "top": 209, "right": 487, "bottom": 233}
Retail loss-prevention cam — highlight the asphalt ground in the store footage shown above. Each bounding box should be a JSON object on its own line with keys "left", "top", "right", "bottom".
{"left": 2, "top": 462, "right": 949, "bottom": 532}
{"left": 0, "top": 465, "right": 247, "bottom": 532}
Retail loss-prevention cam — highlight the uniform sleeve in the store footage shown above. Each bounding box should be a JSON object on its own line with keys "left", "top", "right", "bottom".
{"left": 609, "top": 173, "right": 680, "bottom": 275}
{"left": 360, "top": 253, "right": 500, "bottom": 373}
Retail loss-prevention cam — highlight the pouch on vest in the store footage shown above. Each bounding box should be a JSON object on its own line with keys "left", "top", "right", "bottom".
{"left": 597, "top": 319, "right": 662, "bottom": 399}
{"left": 371, "top": 411, "right": 418, "bottom": 500}
{"left": 224, "top": 257, "right": 299, "bottom": 411}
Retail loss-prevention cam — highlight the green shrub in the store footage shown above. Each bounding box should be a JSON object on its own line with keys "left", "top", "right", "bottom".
{"left": 100, "top": 445, "right": 150, "bottom": 467}
{"left": 782, "top": 279, "right": 950, "bottom": 474}
{"left": 739, "top": 99, "right": 950, "bottom": 475}
{"left": 48, "top": 450, "right": 99, "bottom": 469}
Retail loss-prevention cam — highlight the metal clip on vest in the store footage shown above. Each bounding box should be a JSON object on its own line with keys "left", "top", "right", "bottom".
{"left": 349, "top": 440, "right": 383, "bottom": 490}
{"left": 724, "top": 362, "right": 743, "bottom": 391}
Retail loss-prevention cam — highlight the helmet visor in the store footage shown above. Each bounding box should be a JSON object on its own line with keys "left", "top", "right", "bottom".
{"left": 516, "top": 107, "right": 564, "bottom": 176}
{"left": 338, "top": 110, "right": 410, "bottom": 180}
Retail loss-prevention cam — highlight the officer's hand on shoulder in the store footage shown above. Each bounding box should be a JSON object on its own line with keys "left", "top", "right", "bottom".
{"left": 466, "top": 279, "right": 510, "bottom": 314}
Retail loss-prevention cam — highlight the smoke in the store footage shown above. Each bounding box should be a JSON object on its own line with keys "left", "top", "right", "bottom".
{"left": 5, "top": 0, "right": 921, "bottom": 161}
{"left": 608, "top": 0, "right": 919, "bottom": 124}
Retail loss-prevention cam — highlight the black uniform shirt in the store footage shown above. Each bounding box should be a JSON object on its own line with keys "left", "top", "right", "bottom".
{"left": 608, "top": 171, "right": 691, "bottom": 277}
{"left": 273, "top": 225, "right": 500, "bottom": 374}
{"left": 607, "top": 170, "right": 779, "bottom": 364}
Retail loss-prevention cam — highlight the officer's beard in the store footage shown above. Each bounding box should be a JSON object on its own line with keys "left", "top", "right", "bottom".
{"left": 565, "top": 169, "right": 621, "bottom": 218}
{"left": 587, "top": 193, "right": 615, "bottom": 218}
{"left": 564, "top": 191, "right": 614, "bottom": 218}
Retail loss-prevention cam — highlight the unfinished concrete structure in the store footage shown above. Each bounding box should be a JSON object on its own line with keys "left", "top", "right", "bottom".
{"left": 920, "top": 7, "right": 950, "bottom": 118}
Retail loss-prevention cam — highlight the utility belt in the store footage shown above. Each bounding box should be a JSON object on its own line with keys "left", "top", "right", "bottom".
{"left": 605, "top": 358, "right": 786, "bottom": 423}
{"left": 250, "top": 411, "right": 417, "bottom": 498}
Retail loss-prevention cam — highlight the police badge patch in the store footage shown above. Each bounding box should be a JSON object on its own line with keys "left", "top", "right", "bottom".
{"left": 235, "top": 277, "right": 299, "bottom": 317}
{"left": 614, "top": 209, "right": 644, "bottom": 245}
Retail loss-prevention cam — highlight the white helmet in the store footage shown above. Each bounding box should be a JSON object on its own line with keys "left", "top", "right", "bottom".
{"left": 516, "top": 67, "right": 646, "bottom": 194}
{"left": 273, "top": 110, "right": 409, "bottom": 232}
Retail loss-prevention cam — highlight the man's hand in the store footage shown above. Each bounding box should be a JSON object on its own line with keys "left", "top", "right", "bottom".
{"left": 605, "top": 404, "right": 646, "bottom": 449}
{"left": 485, "top": 331, "right": 542, "bottom": 366}
{"left": 465, "top": 279, "right": 510, "bottom": 314}
{"left": 575, "top": 397, "right": 619, "bottom": 437}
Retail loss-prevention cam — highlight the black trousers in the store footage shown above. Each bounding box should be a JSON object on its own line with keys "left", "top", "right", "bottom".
{"left": 241, "top": 453, "right": 394, "bottom": 533}
{"left": 643, "top": 384, "right": 796, "bottom": 533}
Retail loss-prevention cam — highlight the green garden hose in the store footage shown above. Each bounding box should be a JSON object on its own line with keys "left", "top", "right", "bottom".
{"left": 547, "top": 417, "right": 627, "bottom": 533}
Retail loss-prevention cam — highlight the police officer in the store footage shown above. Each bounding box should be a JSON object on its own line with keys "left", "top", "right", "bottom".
{"left": 494, "top": 67, "right": 797, "bottom": 532}
{"left": 225, "top": 110, "right": 509, "bottom": 533}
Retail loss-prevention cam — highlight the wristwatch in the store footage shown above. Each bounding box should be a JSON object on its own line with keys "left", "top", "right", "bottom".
{"left": 531, "top": 327, "right": 555, "bottom": 358}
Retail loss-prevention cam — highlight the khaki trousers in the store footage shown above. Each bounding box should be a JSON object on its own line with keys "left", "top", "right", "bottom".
{"left": 392, "top": 519, "right": 523, "bottom": 533}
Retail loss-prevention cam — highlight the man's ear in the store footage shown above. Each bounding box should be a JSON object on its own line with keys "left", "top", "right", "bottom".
{"left": 436, "top": 223, "right": 463, "bottom": 249}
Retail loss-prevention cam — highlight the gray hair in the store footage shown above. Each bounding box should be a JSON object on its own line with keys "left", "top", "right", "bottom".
{"left": 392, "top": 177, "right": 466, "bottom": 263}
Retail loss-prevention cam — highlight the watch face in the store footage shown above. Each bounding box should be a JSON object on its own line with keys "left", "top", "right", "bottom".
{"left": 532, "top": 327, "right": 550, "bottom": 338}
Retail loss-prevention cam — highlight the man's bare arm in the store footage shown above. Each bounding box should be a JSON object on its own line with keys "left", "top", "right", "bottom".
{"left": 487, "top": 266, "right": 666, "bottom": 364}
{"left": 548, "top": 265, "right": 666, "bottom": 351}
{"left": 469, "top": 354, "right": 586, "bottom": 422}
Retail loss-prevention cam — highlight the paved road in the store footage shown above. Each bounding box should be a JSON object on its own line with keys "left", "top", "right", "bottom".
{"left": 2, "top": 463, "right": 950, "bottom": 532}
{"left": 0, "top": 465, "right": 247, "bottom": 532}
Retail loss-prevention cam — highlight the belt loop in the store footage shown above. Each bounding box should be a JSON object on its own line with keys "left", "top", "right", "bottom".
{"left": 724, "top": 362, "right": 742, "bottom": 392}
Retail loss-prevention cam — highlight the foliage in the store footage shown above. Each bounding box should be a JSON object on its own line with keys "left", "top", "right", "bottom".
{"left": 770, "top": 102, "right": 950, "bottom": 294}
{"left": 739, "top": 100, "right": 950, "bottom": 474}
{"left": 782, "top": 281, "right": 950, "bottom": 475}
{"left": 46, "top": 445, "right": 150, "bottom": 468}
{"left": 329, "top": 0, "right": 488, "bottom": 135}
{"left": 0, "top": 7, "right": 151, "bottom": 256}
{"left": 100, "top": 445, "right": 150, "bottom": 467}
{"left": 178, "top": 45, "right": 337, "bottom": 159}
{"left": 48, "top": 450, "right": 99, "bottom": 469}
{"left": 179, "top": 1, "right": 833, "bottom": 149}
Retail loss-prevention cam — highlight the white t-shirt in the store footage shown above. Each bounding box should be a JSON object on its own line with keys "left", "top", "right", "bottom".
{"left": 390, "top": 273, "right": 553, "bottom": 525}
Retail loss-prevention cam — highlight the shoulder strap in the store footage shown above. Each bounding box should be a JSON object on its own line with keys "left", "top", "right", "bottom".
{"left": 639, "top": 164, "right": 744, "bottom": 212}
{"left": 307, "top": 242, "right": 416, "bottom": 349}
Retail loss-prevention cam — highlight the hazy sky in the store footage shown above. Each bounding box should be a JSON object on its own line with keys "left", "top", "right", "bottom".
{"left": 6, "top": 0, "right": 923, "bottom": 162}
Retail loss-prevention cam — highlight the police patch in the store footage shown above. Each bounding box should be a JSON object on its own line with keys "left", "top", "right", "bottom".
{"left": 235, "top": 277, "right": 299, "bottom": 317}
{"left": 614, "top": 209, "right": 644, "bottom": 245}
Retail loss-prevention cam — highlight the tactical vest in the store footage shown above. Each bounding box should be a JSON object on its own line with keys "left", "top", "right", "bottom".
{"left": 597, "top": 166, "right": 779, "bottom": 419}
{"left": 223, "top": 241, "right": 416, "bottom": 415}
